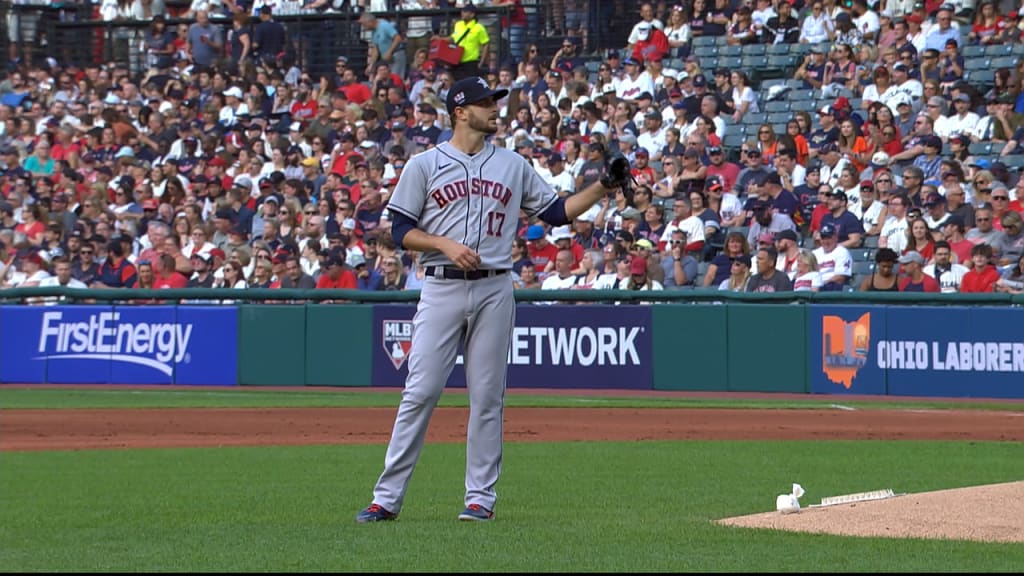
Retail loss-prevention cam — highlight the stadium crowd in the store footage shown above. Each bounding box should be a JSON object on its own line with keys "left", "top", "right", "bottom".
{"left": 1, "top": 0, "right": 1024, "bottom": 300}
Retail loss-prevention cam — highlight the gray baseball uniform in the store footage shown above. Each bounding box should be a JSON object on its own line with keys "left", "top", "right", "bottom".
{"left": 369, "top": 140, "right": 559, "bottom": 515}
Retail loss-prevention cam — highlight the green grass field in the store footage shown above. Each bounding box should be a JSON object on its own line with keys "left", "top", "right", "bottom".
{"left": 1, "top": 387, "right": 1022, "bottom": 572}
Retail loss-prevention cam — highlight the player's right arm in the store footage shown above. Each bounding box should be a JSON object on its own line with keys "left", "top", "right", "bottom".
{"left": 388, "top": 151, "right": 482, "bottom": 271}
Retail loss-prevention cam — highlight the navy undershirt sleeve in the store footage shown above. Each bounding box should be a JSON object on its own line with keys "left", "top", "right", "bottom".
{"left": 391, "top": 211, "right": 418, "bottom": 249}
{"left": 538, "top": 197, "right": 569, "bottom": 226}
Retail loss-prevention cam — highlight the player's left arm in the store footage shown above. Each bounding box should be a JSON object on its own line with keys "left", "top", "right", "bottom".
{"left": 525, "top": 159, "right": 611, "bottom": 226}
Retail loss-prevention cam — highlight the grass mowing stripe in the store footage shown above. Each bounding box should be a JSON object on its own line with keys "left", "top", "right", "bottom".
{"left": 1, "top": 387, "right": 1022, "bottom": 411}
{"left": 1, "top": 441, "right": 1022, "bottom": 572}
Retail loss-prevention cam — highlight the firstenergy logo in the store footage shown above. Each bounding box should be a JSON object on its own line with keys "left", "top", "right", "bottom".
{"left": 37, "top": 311, "right": 194, "bottom": 376}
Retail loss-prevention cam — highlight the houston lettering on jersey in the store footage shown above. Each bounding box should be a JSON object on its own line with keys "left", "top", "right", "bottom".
{"left": 430, "top": 177, "right": 513, "bottom": 210}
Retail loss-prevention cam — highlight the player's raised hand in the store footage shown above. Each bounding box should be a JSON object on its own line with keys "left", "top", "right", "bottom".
{"left": 440, "top": 238, "right": 481, "bottom": 271}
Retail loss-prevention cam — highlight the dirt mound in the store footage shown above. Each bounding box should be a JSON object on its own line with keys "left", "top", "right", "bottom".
{"left": 718, "top": 481, "right": 1024, "bottom": 543}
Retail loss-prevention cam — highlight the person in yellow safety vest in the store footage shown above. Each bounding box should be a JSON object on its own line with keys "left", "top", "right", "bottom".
{"left": 447, "top": 3, "right": 490, "bottom": 81}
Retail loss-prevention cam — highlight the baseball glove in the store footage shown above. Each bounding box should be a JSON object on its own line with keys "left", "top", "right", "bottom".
{"left": 600, "top": 154, "right": 636, "bottom": 203}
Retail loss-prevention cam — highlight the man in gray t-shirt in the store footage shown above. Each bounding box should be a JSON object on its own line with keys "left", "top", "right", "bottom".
{"left": 747, "top": 247, "right": 794, "bottom": 292}
{"left": 187, "top": 10, "right": 223, "bottom": 68}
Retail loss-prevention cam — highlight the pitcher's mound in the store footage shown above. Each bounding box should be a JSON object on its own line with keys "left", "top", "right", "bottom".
{"left": 717, "top": 481, "right": 1024, "bottom": 543}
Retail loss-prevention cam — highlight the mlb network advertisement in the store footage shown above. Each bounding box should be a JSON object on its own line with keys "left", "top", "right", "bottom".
{"left": 809, "top": 305, "right": 1024, "bottom": 399}
{"left": 372, "top": 305, "right": 653, "bottom": 389}
{"left": 0, "top": 305, "right": 238, "bottom": 385}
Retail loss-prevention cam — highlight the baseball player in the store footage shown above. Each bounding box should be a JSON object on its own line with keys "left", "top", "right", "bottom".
{"left": 356, "top": 76, "right": 632, "bottom": 523}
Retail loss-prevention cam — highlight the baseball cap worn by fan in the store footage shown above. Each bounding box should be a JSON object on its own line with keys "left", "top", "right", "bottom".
{"left": 445, "top": 77, "right": 510, "bottom": 117}
{"left": 898, "top": 251, "right": 925, "bottom": 265}
{"left": 819, "top": 223, "right": 837, "bottom": 238}
{"left": 634, "top": 238, "right": 655, "bottom": 251}
{"left": 775, "top": 229, "right": 799, "bottom": 243}
{"left": 525, "top": 224, "right": 545, "bottom": 241}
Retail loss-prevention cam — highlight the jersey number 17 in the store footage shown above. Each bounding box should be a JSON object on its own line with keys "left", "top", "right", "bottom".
{"left": 486, "top": 211, "right": 506, "bottom": 237}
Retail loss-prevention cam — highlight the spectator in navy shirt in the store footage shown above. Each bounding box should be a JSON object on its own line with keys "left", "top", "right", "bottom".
{"left": 408, "top": 104, "right": 442, "bottom": 150}
{"left": 817, "top": 190, "right": 864, "bottom": 248}
{"left": 762, "top": 171, "right": 801, "bottom": 221}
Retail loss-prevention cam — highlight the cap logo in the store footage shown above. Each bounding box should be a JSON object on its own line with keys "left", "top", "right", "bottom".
{"left": 454, "top": 91, "right": 465, "bottom": 105}
{"left": 476, "top": 77, "right": 489, "bottom": 90}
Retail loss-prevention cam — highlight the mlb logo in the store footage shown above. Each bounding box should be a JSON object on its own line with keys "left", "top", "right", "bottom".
{"left": 382, "top": 320, "right": 414, "bottom": 370}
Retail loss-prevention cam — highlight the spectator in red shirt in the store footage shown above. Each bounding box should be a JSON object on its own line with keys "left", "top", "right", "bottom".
{"left": 897, "top": 251, "right": 940, "bottom": 292}
{"left": 153, "top": 254, "right": 188, "bottom": 289}
{"left": 289, "top": 84, "right": 319, "bottom": 123}
{"left": 315, "top": 253, "right": 357, "bottom": 289}
{"left": 960, "top": 244, "right": 1001, "bottom": 292}
{"left": 525, "top": 225, "right": 559, "bottom": 273}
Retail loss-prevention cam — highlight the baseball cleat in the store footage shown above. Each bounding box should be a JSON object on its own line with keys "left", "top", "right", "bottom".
{"left": 458, "top": 504, "right": 494, "bottom": 521}
{"left": 356, "top": 503, "right": 397, "bottom": 523}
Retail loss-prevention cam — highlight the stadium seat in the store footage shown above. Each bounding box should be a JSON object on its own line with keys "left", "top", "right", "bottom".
{"left": 852, "top": 273, "right": 871, "bottom": 289}
{"left": 991, "top": 56, "right": 1017, "bottom": 70}
{"left": 761, "top": 78, "right": 786, "bottom": 91}
{"left": 585, "top": 61, "right": 601, "bottom": 73}
{"left": 697, "top": 261, "right": 711, "bottom": 278}
{"left": 969, "top": 141, "right": 994, "bottom": 155}
{"left": 741, "top": 44, "right": 766, "bottom": 56}
{"left": 725, "top": 122, "right": 747, "bottom": 137}
{"left": 802, "top": 237, "right": 817, "bottom": 249}
{"left": 852, "top": 261, "right": 875, "bottom": 276}
{"left": 965, "top": 69, "right": 995, "bottom": 87}
{"left": 742, "top": 112, "right": 768, "bottom": 126}
{"left": 766, "top": 54, "right": 798, "bottom": 75}
{"left": 962, "top": 45, "right": 986, "bottom": 58}
{"left": 964, "top": 57, "right": 990, "bottom": 70}
{"left": 999, "top": 154, "right": 1024, "bottom": 170}
{"left": 767, "top": 111, "right": 792, "bottom": 124}
{"left": 767, "top": 43, "right": 790, "bottom": 56}
{"left": 723, "top": 133, "right": 746, "bottom": 155}
{"left": 863, "top": 235, "right": 879, "bottom": 249}
{"left": 790, "top": 99, "right": 817, "bottom": 112}
{"left": 692, "top": 35, "right": 717, "bottom": 48}
{"left": 785, "top": 88, "right": 815, "bottom": 102}
{"left": 693, "top": 45, "right": 719, "bottom": 60}
{"left": 764, "top": 100, "right": 791, "bottom": 113}
{"left": 717, "top": 56, "right": 744, "bottom": 71}
{"left": 718, "top": 45, "right": 742, "bottom": 58}
{"left": 849, "top": 247, "right": 874, "bottom": 262}
{"left": 984, "top": 43, "right": 1015, "bottom": 56}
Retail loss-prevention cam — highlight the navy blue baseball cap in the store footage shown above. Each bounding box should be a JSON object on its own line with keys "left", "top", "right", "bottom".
{"left": 446, "top": 77, "right": 509, "bottom": 116}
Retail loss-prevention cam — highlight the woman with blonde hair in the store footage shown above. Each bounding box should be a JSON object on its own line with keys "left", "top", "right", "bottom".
{"left": 574, "top": 248, "right": 605, "bottom": 289}
{"left": 718, "top": 254, "right": 752, "bottom": 291}
{"left": 792, "top": 250, "right": 823, "bottom": 291}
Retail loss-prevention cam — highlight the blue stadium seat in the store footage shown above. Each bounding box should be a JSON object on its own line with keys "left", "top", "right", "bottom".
{"left": 1000, "top": 154, "right": 1024, "bottom": 170}
{"left": 962, "top": 45, "right": 986, "bottom": 58}
{"left": 991, "top": 56, "right": 1017, "bottom": 70}
{"left": 741, "top": 44, "right": 766, "bottom": 56}
{"left": 969, "top": 141, "right": 994, "bottom": 155}
{"left": 764, "top": 100, "right": 791, "bottom": 113}
{"left": 852, "top": 261, "right": 875, "bottom": 276}
{"left": 863, "top": 235, "right": 879, "bottom": 249}
{"left": 849, "top": 248, "right": 874, "bottom": 262}
{"left": 742, "top": 112, "right": 768, "bottom": 126}
{"left": 718, "top": 45, "right": 742, "bottom": 58}
{"left": 984, "top": 43, "right": 1015, "bottom": 56}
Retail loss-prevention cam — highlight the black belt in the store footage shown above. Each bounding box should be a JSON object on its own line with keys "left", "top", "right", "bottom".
{"left": 428, "top": 266, "right": 508, "bottom": 281}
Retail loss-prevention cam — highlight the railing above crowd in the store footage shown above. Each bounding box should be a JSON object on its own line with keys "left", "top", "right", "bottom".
{"left": 2, "top": 285, "right": 1022, "bottom": 305}
{"left": 0, "top": 1, "right": 633, "bottom": 77}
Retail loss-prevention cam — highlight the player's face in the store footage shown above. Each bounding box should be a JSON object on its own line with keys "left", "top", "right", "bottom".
{"left": 462, "top": 98, "right": 499, "bottom": 134}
